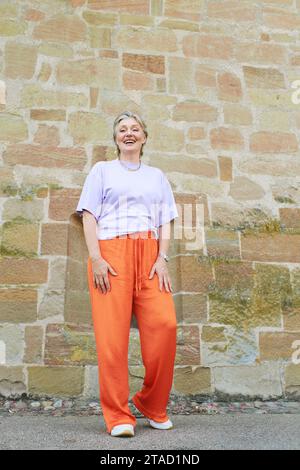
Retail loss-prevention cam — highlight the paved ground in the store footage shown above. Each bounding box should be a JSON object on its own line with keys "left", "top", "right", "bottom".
{"left": 1, "top": 413, "right": 300, "bottom": 450}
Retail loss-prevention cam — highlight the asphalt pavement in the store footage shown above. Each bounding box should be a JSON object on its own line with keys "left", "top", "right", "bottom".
{"left": 0, "top": 413, "right": 299, "bottom": 450}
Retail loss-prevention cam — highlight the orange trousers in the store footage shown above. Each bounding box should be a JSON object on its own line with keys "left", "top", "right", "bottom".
{"left": 87, "top": 230, "right": 177, "bottom": 434}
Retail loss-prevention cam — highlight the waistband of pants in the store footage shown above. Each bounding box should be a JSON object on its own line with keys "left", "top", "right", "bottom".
{"left": 114, "top": 230, "right": 157, "bottom": 240}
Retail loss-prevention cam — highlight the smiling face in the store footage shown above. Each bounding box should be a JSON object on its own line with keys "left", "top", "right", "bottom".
{"left": 115, "top": 117, "right": 146, "bottom": 156}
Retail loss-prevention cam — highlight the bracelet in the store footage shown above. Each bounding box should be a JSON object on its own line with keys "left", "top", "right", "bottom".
{"left": 158, "top": 251, "right": 169, "bottom": 262}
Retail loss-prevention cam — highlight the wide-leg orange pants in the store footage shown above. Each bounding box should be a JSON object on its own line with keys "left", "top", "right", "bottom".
{"left": 87, "top": 229, "right": 177, "bottom": 434}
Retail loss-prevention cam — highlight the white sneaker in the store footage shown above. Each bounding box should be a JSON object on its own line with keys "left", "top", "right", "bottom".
{"left": 148, "top": 418, "right": 173, "bottom": 430}
{"left": 110, "top": 424, "right": 135, "bottom": 437}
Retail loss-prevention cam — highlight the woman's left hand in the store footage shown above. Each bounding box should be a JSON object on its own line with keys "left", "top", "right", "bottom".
{"left": 149, "top": 257, "right": 173, "bottom": 293}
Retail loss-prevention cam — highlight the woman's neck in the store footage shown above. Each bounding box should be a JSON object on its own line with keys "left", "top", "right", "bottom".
{"left": 119, "top": 154, "right": 141, "bottom": 164}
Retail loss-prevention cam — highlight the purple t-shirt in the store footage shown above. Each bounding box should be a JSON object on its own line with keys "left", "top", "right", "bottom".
{"left": 76, "top": 158, "right": 179, "bottom": 240}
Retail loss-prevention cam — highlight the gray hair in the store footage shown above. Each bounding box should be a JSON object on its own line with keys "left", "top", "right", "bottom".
{"left": 113, "top": 111, "right": 148, "bottom": 157}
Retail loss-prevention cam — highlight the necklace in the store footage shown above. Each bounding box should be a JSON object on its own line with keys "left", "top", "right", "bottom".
{"left": 118, "top": 157, "right": 141, "bottom": 172}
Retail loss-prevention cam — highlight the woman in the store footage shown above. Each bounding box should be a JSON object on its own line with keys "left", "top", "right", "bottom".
{"left": 76, "top": 111, "right": 179, "bottom": 438}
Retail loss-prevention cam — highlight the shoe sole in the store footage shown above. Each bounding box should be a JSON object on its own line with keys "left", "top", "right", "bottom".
{"left": 149, "top": 425, "right": 173, "bottom": 430}
{"left": 148, "top": 420, "right": 174, "bottom": 430}
{"left": 111, "top": 430, "right": 135, "bottom": 437}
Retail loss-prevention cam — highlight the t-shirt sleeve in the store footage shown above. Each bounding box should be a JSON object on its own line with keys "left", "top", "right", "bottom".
{"left": 158, "top": 171, "right": 179, "bottom": 227}
{"left": 76, "top": 162, "right": 103, "bottom": 223}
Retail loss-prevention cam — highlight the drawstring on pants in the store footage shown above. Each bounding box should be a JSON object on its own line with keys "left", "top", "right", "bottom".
{"left": 115, "top": 230, "right": 154, "bottom": 297}
{"left": 134, "top": 235, "right": 143, "bottom": 297}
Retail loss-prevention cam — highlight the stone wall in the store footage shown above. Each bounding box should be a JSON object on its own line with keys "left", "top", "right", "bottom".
{"left": 0, "top": 0, "right": 300, "bottom": 401}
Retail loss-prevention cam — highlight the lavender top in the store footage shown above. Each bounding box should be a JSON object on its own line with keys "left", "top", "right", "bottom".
{"left": 76, "top": 158, "right": 179, "bottom": 240}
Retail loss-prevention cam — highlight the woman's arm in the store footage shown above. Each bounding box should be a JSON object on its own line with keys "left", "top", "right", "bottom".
{"left": 158, "top": 221, "right": 171, "bottom": 258}
{"left": 149, "top": 221, "right": 173, "bottom": 292}
{"left": 82, "top": 210, "right": 103, "bottom": 261}
{"left": 82, "top": 210, "right": 117, "bottom": 293}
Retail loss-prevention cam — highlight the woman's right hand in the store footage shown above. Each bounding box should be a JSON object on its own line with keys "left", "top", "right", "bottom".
{"left": 91, "top": 257, "right": 118, "bottom": 294}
